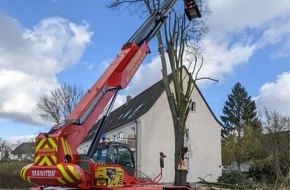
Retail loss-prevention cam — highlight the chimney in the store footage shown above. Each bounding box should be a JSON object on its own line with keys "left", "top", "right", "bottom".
{"left": 127, "top": 95, "right": 132, "bottom": 103}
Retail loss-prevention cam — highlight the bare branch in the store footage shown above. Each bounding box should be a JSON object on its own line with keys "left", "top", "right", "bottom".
{"left": 37, "top": 83, "right": 83, "bottom": 125}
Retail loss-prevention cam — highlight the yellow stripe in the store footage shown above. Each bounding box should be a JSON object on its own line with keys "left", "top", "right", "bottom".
{"left": 51, "top": 155, "right": 57, "bottom": 164}
{"left": 64, "top": 140, "right": 69, "bottom": 154}
{"left": 48, "top": 138, "right": 57, "bottom": 150}
{"left": 61, "top": 138, "right": 68, "bottom": 155}
{"left": 39, "top": 156, "right": 52, "bottom": 166}
{"left": 69, "top": 144, "right": 72, "bottom": 155}
{"left": 68, "top": 165, "right": 80, "bottom": 180}
{"left": 20, "top": 167, "right": 25, "bottom": 178}
{"left": 65, "top": 141, "right": 72, "bottom": 156}
{"left": 27, "top": 177, "right": 31, "bottom": 183}
{"left": 36, "top": 138, "right": 46, "bottom": 152}
{"left": 21, "top": 163, "right": 33, "bottom": 181}
{"left": 57, "top": 178, "right": 66, "bottom": 184}
{"left": 35, "top": 156, "right": 41, "bottom": 164}
{"left": 57, "top": 164, "right": 74, "bottom": 183}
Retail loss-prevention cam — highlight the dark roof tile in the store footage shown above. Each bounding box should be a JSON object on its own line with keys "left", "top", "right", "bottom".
{"left": 11, "top": 142, "right": 34, "bottom": 155}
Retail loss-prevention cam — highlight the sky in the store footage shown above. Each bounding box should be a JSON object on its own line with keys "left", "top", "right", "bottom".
{"left": 0, "top": 0, "right": 289, "bottom": 144}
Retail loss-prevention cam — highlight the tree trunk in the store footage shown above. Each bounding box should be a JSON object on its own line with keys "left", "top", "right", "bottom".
{"left": 173, "top": 122, "right": 188, "bottom": 186}
{"left": 175, "top": 169, "right": 188, "bottom": 186}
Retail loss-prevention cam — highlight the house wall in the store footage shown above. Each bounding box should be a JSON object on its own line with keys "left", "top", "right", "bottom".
{"left": 186, "top": 88, "right": 222, "bottom": 182}
{"left": 138, "top": 92, "right": 176, "bottom": 182}
{"left": 9, "top": 154, "right": 33, "bottom": 161}
{"left": 105, "top": 122, "right": 136, "bottom": 142}
{"left": 138, "top": 71, "right": 222, "bottom": 183}
{"left": 9, "top": 154, "right": 18, "bottom": 160}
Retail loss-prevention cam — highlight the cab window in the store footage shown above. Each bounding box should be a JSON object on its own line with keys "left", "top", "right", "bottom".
{"left": 107, "top": 146, "right": 118, "bottom": 164}
{"left": 94, "top": 148, "right": 107, "bottom": 163}
{"left": 117, "top": 146, "right": 134, "bottom": 167}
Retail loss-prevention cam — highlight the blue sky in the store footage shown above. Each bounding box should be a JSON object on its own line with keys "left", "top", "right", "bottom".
{"left": 0, "top": 0, "right": 289, "bottom": 143}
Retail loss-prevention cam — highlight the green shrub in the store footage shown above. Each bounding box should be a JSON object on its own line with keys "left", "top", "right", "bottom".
{"left": 217, "top": 170, "right": 243, "bottom": 184}
{"left": 217, "top": 170, "right": 258, "bottom": 188}
{"left": 0, "top": 160, "right": 34, "bottom": 188}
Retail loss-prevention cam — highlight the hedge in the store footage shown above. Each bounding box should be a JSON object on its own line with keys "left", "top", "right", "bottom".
{"left": 0, "top": 160, "right": 34, "bottom": 189}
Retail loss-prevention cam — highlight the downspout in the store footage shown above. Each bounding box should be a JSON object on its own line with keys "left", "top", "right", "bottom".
{"left": 134, "top": 117, "right": 141, "bottom": 176}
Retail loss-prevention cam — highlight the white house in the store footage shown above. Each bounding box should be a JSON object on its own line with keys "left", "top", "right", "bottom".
{"left": 79, "top": 67, "right": 222, "bottom": 183}
{"left": 10, "top": 142, "right": 34, "bottom": 161}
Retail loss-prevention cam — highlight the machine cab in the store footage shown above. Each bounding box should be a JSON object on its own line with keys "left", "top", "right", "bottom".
{"left": 183, "top": 0, "right": 201, "bottom": 20}
{"left": 93, "top": 141, "right": 135, "bottom": 176}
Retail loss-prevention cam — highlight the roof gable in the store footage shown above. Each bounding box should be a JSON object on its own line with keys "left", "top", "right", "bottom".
{"left": 182, "top": 67, "right": 223, "bottom": 127}
{"left": 11, "top": 142, "right": 34, "bottom": 155}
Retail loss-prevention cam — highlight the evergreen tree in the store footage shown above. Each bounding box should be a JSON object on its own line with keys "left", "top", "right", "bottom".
{"left": 221, "top": 82, "right": 261, "bottom": 171}
{"left": 221, "top": 82, "right": 259, "bottom": 138}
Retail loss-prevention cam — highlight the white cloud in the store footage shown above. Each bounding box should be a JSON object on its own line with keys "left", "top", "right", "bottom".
{"left": 0, "top": 14, "right": 93, "bottom": 126}
{"left": 193, "top": 39, "right": 255, "bottom": 87}
{"left": 6, "top": 134, "right": 36, "bottom": 145}
{"left": 256, "top": 14, "right": 290, "bottom": 49}
{"left": 254, "top": 72, "right": 290, "bottom": 116}
{"left": 202, "top": 0, "right": 289, "bottom": 69}
{"left": 113, "top": 95, "right": 127, "bottom": 110}
{"left": 22, "top": 17, "right": 92, "bottom": 76}
{"left": 207, "top": 0, "right": 290, "bottom": 39}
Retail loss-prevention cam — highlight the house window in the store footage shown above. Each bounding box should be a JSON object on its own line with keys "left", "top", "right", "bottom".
{"left": 117, "top": 131, "right": 124, "bottom": 139}
{"left": 190, "top": 102, "right": 196, "bottom": 112}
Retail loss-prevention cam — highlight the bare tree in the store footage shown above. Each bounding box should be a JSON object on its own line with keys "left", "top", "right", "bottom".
{"left": 108, "top": 0, "right": 210, "bottom": 185}
{"left": 0, "top": 138, "right": 10, "bottom": 160}
{"left": 259, "top": 109, "right": 289, "bottom": 189}
{"left": 37, "top": 83, "right": 84, "bottom": 125}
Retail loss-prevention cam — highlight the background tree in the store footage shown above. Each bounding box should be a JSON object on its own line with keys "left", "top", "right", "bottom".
{"left": 221, "top": 82, "right": 260, "bottom": 138}
{"left": 250, "top": 108, "right": 289, "bottom": 189}
{"left": 221, "top": 82, "right": 261, "bottom": 172}
{"left": 108, "top": 0, "right": 210, "bottom": 185}
{"left": 0, "top": 138, "right": 10, "bottom": 160}
{"left": 37, "top": 83, "right": 83, "bottom": 125}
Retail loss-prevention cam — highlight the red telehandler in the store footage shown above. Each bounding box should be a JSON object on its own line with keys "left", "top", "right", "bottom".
{"left": 20, "top": 0, "right": 201, "bottom": 189}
